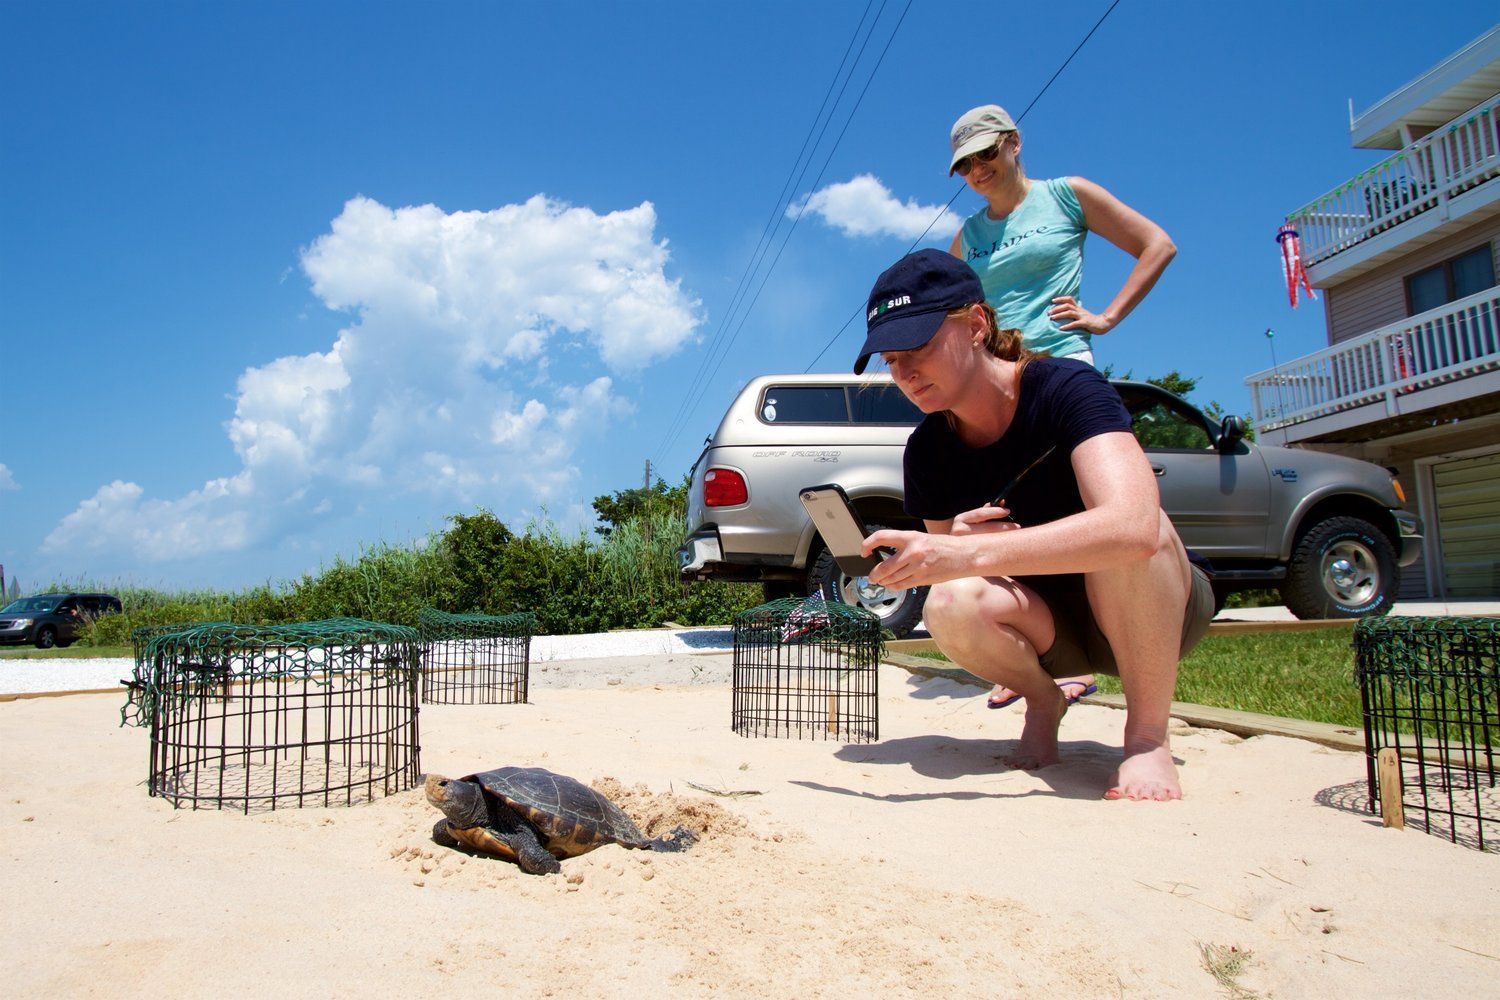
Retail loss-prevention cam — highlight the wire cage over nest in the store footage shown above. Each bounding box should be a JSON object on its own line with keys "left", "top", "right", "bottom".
{"left": 732, "top": 596, "right": 882, "bottom": 743}
{"left": 124, "top": 618, "right": 422, "bottom": 813}
{"left": 417, "top": 608, "right": 536, "bottom": 705}
{"left": 1355, "top": 617, "right": 1498, "bottom": 851}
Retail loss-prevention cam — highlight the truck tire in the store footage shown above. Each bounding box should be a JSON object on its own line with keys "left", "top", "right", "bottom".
{"left": 1282, "top": 515, "right": 1398, "bottom": 620}
{"left": 811, "top": 524, "right": 927, "bottom": 637}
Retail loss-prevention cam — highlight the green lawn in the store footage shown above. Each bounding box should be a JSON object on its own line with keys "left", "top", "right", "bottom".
{"left": 0, "top": 645, "right": 133, "bottom": 660}
{"left": 915, "top": 628, "right": 1364, "bottom": 728}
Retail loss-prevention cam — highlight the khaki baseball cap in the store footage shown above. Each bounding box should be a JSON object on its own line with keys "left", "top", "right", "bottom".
{"left": 949, "top": 104, "right": 1016, "bottom": 175}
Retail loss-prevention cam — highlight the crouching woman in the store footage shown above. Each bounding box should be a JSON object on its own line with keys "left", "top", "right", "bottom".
{"left": 853, "top": 249, "right": 1213, "bottom": 800}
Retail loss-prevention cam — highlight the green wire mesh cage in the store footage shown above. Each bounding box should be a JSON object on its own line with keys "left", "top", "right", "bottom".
{"left": 123, "top": 618, "right": 422, "bottom": 813}
{"left": 417, "top": 608, "right": 536, "bottom": 705}
{"left": 732, "top": 596, "right": 883, "bottom": 742}
{"left": 1355, "top": 617, "right": 1498, "bottom": 851}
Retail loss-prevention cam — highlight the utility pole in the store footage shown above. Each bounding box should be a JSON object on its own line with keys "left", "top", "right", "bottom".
{"left": 643, "top": 459, "right": 653, "bottom": 547}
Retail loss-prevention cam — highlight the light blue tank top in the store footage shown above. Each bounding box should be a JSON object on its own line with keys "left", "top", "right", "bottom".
{"left": 959, "top": 177, "right": 1089, "bottom": 358}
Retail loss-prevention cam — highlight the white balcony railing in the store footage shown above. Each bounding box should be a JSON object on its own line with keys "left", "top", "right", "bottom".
{"left": 1246, "top": 287, "right": 1500, "bottom": 431}
{"left": 1288, "top": 93, "right": 1500, "bottom": 267}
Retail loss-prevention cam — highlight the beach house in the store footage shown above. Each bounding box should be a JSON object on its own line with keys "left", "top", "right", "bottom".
{"left": 1249, "top": 27, "right": 1500, "bottom": 600}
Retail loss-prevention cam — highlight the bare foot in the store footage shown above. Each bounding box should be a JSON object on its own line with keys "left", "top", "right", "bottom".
{"left": 1003, "top": 693, "right": 1066, "bottom": 770}
{"left": 1105, "top": 745, "right": 1182, "bottom": 801}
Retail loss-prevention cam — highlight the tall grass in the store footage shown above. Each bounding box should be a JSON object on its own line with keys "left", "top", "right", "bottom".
{"left": 34, "top": 508, "right": 761, "bottom": 647}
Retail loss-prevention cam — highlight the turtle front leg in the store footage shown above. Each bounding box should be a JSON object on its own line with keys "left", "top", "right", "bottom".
{"left": 431, "top": 819, "right": 462, "bottom": 850}
{"left": 509, "top": 830, "right": 562, "bottom": 875}
{"left": 495, "top": 812, "right": 562, "bottom": 875}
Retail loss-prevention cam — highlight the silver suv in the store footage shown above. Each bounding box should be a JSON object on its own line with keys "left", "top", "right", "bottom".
{"left": 676, "top": 373, "right": 1422, "bottom": 636}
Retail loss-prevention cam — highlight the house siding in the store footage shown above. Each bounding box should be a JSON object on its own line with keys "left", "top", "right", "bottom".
{"left": 1325, "top": 216, "right": 1500, "bottom": 344}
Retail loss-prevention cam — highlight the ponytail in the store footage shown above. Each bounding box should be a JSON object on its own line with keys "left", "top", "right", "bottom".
{"left": 947, "top": 303, "right": 1043, "bottom": 371}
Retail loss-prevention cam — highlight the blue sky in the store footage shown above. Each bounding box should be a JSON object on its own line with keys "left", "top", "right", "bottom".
{"left": 2, "top": 1, "right": 1496, "bottom": 592}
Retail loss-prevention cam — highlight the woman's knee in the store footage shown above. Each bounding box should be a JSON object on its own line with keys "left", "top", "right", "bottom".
{"left": 924, "top": 577, "right": 1044, "bottom": 639}
{"left": 923, "top": 579, "right": 990, "bottom": 632}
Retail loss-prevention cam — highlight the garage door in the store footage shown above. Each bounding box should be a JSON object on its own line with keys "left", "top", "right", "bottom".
{"left": 1434, "top": 450, "right": 1500, "bottom": 598}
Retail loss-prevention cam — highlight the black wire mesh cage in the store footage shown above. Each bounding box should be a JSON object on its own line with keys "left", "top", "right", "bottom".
{"left": 1355, "top": 617, "right": 1498, "bottom": 851}
{"left": 732, "top": 596, "right": 882, "bottom": 743}
{"left": 417, "top": 608, "right": 536, "bottom": 705}
{"left": 123, "top": 618, "right": 422, "bottom": 813}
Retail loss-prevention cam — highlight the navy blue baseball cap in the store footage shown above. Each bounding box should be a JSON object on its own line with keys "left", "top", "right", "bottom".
{"left": 854, "top": 249, "right": 985, "bottom": 374}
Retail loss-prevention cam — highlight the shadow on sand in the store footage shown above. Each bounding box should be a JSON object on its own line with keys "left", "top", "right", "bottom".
{"left": 1315, "top": 777, "right": 1498, "bottom": 853}
{"left": 900, "top": 671, "right": 985, "bottom": 702}
{"left": 785, "top": 734, "right": 1182, "bottom": 801}
{"left": 674, "top": 628, "right": 734, "bottom": 650}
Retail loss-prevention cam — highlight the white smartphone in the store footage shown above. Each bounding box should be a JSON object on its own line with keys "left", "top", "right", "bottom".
{"left": 799, "top": 483, "right": 888, "bottom": 577}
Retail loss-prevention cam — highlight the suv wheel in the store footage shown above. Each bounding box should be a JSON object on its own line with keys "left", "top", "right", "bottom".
{"left": 34, "top": 626, "right": 57, "bottom": 650}
{"left": 1282, "top": 515, "right": 1398, "bottom": 620}
{"left": 811, "top": 526, "right": 927, "bottom": 637}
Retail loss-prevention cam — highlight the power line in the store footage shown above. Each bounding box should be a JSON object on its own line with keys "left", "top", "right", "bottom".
{"left": 653, "top": 0, "right": 885, "bottom": 461}
{"left": 802, "top": 0, "right": 1124, "bottom": 374}
{"left": 684, "top": 0, "right": 914, "bottom": 425}
{"left": 1013, "top": 0, "right": 1122, "bottom": 125}
{"left": 655, "top": 0, "right": 915, "bottom": 464}
{"left": 803, "top": 184, "right": 966, "bottom": 372}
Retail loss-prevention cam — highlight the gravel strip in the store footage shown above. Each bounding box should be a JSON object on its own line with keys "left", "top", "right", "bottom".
{"left": 0, "top": 627, "right": 735, "bottom": 696}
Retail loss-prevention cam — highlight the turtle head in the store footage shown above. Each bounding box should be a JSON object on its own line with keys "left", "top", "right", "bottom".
{"left": 424, "top": 774, "right": 488, "bottom": 829}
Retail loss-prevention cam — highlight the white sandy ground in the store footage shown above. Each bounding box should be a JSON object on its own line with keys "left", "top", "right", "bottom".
{"left": 2, "top": 655, "right": 1497, "bottom": 999}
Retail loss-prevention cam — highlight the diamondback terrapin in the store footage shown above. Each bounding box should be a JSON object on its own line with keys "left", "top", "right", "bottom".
{"left": 424, "top": 766, "right": 697, "bottom": 875}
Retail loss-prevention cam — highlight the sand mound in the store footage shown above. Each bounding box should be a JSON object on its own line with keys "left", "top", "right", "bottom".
{"left": 592, "top": 775, "right": 750, "bottom": 845}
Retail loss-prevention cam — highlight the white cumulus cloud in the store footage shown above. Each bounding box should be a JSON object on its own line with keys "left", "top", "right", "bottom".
{"left": 0, "top": 463, "right": 16, "bottom": 491}
{"left": 43, "top": 195, "right": 702, "bottom": 565}
{"left": 793, "top": 175, "right": 961, "bottom": 241}
{"left": 45, "top": 477, "right": 256, "bottom": 562}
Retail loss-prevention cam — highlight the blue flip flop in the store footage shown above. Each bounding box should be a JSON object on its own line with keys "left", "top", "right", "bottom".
{"left": 986, "top": 690, "right": 1022, "bottom": 710}
{"left": 987, "top": 680, "right": 1097, "bottom": 709}
{"left": 1057, "top": 680, "right": 1099, "bottom": 705}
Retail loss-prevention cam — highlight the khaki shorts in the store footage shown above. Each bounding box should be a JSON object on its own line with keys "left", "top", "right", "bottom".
{"left": 1017, "top": 565, "right": 1214, "bottom": 679}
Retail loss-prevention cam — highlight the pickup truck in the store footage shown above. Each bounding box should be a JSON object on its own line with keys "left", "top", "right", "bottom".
{"left": 676, "top": 373, "right": 1422, "bottom": 637}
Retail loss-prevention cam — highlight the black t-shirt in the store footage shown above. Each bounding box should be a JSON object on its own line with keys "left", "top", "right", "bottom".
{"left": 903, "top": 358, "right": 1133, "bottom": 526}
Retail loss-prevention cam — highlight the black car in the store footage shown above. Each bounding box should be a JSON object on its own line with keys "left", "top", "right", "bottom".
{"left": 0, "top": 592, "right": 123, "bottom": 649}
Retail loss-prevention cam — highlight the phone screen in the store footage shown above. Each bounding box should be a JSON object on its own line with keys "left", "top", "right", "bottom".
{"left": 799, "top": 484, "right": 883, "bottom": 577}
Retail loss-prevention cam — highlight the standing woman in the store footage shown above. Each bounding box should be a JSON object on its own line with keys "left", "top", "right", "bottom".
{"left": 945, "top": 103, "right": 1177, "bottom": 708}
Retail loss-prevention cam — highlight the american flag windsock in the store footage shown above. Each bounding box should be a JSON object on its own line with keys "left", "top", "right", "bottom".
{"left": 780, "top": 592, "right": 831, "bottom": 643}
{"left": 1276, "top": 224, "right": 1317, "bottom": 308}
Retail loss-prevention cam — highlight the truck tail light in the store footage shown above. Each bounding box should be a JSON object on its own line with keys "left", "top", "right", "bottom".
{"left": 704, "top": 468, "right": 748, "bottom": 507}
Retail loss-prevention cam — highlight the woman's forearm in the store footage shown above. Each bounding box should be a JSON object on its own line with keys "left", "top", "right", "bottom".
{"left": 964, "top": 503, "right": 1160, "bottom": 578}
{"left": 1099, "top": 236, "right": 1176, "bottom": 330}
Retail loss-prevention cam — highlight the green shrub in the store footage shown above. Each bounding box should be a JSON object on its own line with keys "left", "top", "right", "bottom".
{"left": 282, "top": 539, "right": 451, "bottom": 626}
{"left": 1222, "top": 587, "right": 1283, "bottom": 610}
{"left": 48, "top": 500, "right": 762, "bottom": 646}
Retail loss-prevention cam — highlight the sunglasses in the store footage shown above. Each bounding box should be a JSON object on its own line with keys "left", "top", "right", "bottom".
{"left": 954, "top": 138, "right": 1006, "bottom": 177}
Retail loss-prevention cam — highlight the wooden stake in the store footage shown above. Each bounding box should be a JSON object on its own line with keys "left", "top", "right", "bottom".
{"left": 1376, "top": 747, "right": 1405, "bottom": 829}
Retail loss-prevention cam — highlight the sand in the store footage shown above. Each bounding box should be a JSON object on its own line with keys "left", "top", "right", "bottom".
{"left": 3, "top": 655, "right": 1496, "bottom": 998}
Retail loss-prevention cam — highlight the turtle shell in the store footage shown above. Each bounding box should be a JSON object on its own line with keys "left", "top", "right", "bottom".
{"left": 467, "top": 766, "right": 650, "bottom": 859}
